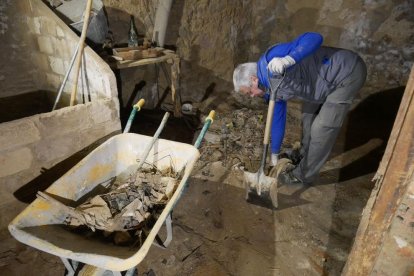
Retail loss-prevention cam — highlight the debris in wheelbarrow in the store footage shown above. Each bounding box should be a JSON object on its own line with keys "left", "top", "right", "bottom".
{"left": 37, "top": 165, "right": 180, "bottom": 247}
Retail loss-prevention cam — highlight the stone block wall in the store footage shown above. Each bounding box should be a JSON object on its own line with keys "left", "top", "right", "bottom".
{"left": 0, "top": 0, "right": 122, "bottom": 240}
{"left": 0, "top": 0, "right": 37, "bottom": 98}
{"left": 30, "top": 0, "right": 117, "bottom": 104}
{"left": 0, "top": 0, "right": 117, "bottom": 104}
{"left": 0, "top": 98, "right": 121, "bottom": 233}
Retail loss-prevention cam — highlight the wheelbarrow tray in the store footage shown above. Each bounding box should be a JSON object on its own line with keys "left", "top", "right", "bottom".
{"left": 8, "top": 133, "right": 200, "bottom": 271}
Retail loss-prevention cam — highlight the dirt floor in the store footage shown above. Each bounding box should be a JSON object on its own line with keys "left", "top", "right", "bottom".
{"left": 0, "top": 171, "right": 374, "bottom": 276}
{"left": 0, "top": 86, "right": 403, "bottom": 275}
{"left": 135, "top": 173, "right": 373, "bottom": 276}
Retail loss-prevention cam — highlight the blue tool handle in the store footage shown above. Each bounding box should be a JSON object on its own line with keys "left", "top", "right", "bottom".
{"left": 123, "top": 99, "right": 145, "bottom": 133}
{"left": 194, "top": 110, "right": 215, "bottom": 148}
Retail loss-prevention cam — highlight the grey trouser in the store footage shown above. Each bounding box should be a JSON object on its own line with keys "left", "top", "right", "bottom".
{"left": 292, "top": 58, "right": 367, "bottom": 184}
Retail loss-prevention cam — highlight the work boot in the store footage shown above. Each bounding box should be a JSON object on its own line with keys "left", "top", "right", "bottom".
{"left": 278, "top": 171, "right": 304, "bottom": 186}
{"left": 279, "top": 148, "right": 303, "bottom": 165}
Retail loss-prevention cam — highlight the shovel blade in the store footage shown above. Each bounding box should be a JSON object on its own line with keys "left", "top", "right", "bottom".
{"left": 243, "top": 171, "right": 278, "bottom": 208}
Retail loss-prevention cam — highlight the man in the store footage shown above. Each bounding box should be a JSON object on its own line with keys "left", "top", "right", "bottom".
{"left": 233, "top": 32, "right": 367, "bottom": 185}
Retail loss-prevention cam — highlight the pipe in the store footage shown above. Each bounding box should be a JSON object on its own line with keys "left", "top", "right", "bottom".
{"left": 52, "top": 42, "right": 80, "bottom": 111}
{"left": 152, "top": 0, "right": 173, "bottom": 47}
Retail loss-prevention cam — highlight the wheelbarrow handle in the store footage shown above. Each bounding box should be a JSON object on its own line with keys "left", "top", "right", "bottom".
{"left": 194, "top": 110, "right": 215, "bottom": 149}
{"left": 123, "top": 99, "right": 146, "bottom": 133}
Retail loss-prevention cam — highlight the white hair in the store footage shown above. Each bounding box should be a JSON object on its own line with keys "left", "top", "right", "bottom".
{"left": 233, "top": 62, "right": 257, "bottom": 92}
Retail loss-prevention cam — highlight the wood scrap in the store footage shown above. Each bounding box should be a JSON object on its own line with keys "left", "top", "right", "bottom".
{"left": 112, "top": 47, "right": 162, "bottom": 61}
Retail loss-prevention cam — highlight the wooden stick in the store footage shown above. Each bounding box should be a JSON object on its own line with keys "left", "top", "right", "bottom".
{"left": 69, "top": 0, "right": 93, "bottom": 106}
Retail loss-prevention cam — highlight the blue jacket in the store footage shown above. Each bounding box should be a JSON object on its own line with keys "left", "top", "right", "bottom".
{"left": 258, "top": 32, "right": 323, "bottom": 154}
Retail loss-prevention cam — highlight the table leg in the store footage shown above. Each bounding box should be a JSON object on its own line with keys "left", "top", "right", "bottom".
{"left": 170, "top": 56, "right": 181, "bottom": 117}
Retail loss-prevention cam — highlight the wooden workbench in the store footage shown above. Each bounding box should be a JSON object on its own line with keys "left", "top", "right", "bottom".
{"left": 110, "top": 48, "right": 181, "bottom": 117}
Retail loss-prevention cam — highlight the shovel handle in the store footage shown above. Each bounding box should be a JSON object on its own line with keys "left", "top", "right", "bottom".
{"left": 123, "top": 99, "right": 145, "bottom": 133}
{"left": 134, "top": 99, "right": 145, "bottom": 111}
{"left": 205, "top": 110, "right": 216, "bottom": 123}
{"left": 264, "top": 70, "right": 286, "bottom": 146}
{"left": 194, "top": 110, "right": 215, "bottom": 149}
{"left": 263, "top": 100, "right": 275, "bottom": 145}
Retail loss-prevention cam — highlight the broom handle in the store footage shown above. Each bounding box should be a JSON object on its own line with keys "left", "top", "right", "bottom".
{"left": 69, "top": 0, "right": 93, "bottom": 106}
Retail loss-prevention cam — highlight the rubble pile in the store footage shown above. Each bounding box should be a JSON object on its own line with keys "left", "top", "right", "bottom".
{"left": 199, "top": 108, "right": 266, "bottom": 171}
{"left": 67, "top": 167, "right": 178, "bottom": 231}
{"left": 37, "top": 166, "right": 179, "bottom": 246}
{"left": 198, "top": 103, "right": 303, "bottom": 170}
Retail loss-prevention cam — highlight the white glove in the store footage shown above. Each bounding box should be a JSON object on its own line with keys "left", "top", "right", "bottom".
{"left": 270, "top": 153, "right": 279, "bottom": 166}
{"left": 267, "top": 56, "right": 296, "bottom": 75}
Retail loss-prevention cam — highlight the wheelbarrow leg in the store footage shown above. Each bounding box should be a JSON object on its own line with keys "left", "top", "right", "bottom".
{"left": 153, "top": 212, "right": 173, "bottom": 249}
{"left": 61, "top": 258, "right": 79, "bottom": 276}
{"left": 124, "top": 267, "right": 137, "bottom": 276}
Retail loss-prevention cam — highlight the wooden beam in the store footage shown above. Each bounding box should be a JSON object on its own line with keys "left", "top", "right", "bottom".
{"left": 343, "top": 65, "right": 414, "bottom": 275}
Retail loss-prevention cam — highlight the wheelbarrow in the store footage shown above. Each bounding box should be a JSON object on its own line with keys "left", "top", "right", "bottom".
{"left": 8, "top": 102, "right": 215, "bottom": 274}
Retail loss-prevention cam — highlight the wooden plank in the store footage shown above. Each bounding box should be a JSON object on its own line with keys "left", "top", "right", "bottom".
{"left": 343, "top": 65, "right": 414, "bottom": 275}
{"left": 113, "top": 48, "right": 162, "bottom": 61}
{"left": 374, "top": 65, "right": 414, "bottom": 181}
{"left": 113, "top": 50, "right": 178, "bottom": 69}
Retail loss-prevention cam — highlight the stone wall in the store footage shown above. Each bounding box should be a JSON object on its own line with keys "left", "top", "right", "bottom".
{"left": 103, "top": 0, "right": 414, "bottom": 104}
{"left": 0, "top": 0, "right": 121, "bottom": 239}
{"left": 0, "top": 0, "right": 37, "bottom": 98}
{"left": 0, "top": 0, "right": 117, "bottom": 104}
{"left": 29, "top": 0, "right": 118, "bottom": 105}
{"left": 0, "top": 98, "right": 121, "bottom": 248}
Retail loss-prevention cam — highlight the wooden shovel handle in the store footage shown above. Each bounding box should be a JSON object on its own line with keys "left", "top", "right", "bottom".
{"left": 263, "top": 100, "right": 275, "bottom": 145}
{"left": 69, "top": 0, "right": 93, "bottom": 106}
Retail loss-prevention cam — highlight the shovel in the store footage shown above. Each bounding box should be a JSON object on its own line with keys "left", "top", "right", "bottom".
{"left": 244, "top": 75, "right": 284, "bottom": 208}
